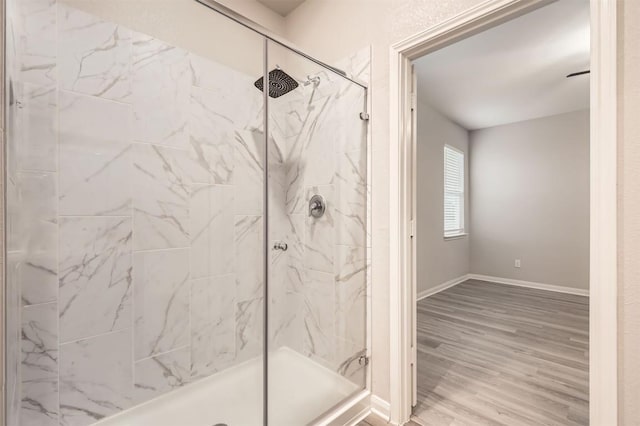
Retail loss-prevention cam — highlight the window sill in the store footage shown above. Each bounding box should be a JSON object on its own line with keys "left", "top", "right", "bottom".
{"left": 444, "top": 233, "right": 468, "bottom": 241}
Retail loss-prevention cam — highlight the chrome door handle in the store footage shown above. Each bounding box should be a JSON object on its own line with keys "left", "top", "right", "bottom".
{"left": 273, "top": 241, "right": 288, "bottom": 251}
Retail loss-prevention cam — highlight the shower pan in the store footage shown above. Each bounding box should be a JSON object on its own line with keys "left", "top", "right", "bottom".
{"left": 1, "top": 0, "right": 370, "bottom": 425}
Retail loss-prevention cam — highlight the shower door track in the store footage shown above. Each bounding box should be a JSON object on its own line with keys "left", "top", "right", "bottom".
{"left": 194, "top": 0, "right": 368, "bottom": 90}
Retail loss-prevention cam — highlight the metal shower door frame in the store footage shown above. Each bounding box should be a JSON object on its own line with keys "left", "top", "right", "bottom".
{"left": 194, "top": 2, "right": 371, "bottom": 426}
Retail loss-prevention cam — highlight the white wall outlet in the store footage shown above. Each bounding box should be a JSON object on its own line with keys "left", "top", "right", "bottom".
{"left": 515, "top": 259, "right": 521, "bottom": 268}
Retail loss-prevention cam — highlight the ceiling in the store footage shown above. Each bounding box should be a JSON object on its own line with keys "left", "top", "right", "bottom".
{"left": 413, "top": 0, "right": 590, "bottom": 130}
{"left": 257, "top": 0, "right": 306, "bottom": 16}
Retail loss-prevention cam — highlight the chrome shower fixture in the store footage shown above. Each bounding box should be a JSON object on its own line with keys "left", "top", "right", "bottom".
{"left": 303, "top": 75, "right": 321, "bottom": 86}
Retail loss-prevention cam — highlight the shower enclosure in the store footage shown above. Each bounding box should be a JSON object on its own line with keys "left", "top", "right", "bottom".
{"left": 2, "top": 0, "right": 370, "bottom": 425}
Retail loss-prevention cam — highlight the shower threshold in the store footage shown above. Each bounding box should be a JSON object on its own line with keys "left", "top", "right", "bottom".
{"left": 94, "top": 347, "right": 360, "bottom": 426}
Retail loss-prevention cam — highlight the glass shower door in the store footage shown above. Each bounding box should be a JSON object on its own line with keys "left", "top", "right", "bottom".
{"left": 4, "top": 1, "right": 268, "bottom": 425}
{"left": 266, "top": 41, "right": 369, "bottom": 425}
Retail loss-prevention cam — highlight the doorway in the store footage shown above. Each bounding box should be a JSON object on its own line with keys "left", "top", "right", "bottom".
{"left": 388, "top": 0, "right": 618, "bottom": 425}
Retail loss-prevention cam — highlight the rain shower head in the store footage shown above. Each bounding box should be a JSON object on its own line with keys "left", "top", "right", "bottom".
{"left": 254, "top": 69, "right": 299, "bottom": 98}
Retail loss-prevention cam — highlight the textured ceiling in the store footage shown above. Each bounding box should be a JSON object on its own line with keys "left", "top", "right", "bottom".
{"left": 256, "top": 0, "right": 306, "bottom": 16}
{"left": 414, "top": 0, "right": 590, "bottom": 130}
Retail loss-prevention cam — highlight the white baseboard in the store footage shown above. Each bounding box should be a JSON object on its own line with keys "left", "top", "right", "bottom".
{"left": 417, "top": 274, "right": 470, "bottom": 301}
{"left": 468, "top": 274, "right": 589, "bottom": 297}
{"left": 370, "top": 395, "right": 391, "bottom": 422}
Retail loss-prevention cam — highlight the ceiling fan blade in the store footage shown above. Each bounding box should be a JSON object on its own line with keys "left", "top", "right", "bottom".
{"left": 566, "top": 70, "right": 591, "bottom": 78}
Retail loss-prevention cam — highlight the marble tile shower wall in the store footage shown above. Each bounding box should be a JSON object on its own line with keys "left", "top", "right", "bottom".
{"left": 7, "top": 3, "right": 273, "bottom": 425}
{"left": 270, "top": 48, "right": 371, "bottom": 388}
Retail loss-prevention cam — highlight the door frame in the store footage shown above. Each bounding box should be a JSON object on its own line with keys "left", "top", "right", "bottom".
{"left": 388, "top": 0, "right": 618, "bottom": 424}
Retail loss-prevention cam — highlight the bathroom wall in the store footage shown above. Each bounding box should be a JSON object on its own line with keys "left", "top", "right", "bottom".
{"left": 415, "top": 100, "right": 470, "bottom": 296}
{"left": 6, "top": 2, "right": 271, "bottom": 425}
{"left": 470, "top": 110, "right": 590, "bottom": 291}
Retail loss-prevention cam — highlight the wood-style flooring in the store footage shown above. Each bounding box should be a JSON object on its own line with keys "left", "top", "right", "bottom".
{"left": 412, "top": 279, "right": 589, "bottom": 426}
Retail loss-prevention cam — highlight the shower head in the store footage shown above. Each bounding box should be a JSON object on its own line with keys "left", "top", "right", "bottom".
{"left": 254, "top": 68, "right": 299, "bottom": 98}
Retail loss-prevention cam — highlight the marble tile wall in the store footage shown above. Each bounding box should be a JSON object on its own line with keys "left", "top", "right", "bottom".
{"left": 6, "top": 2, "right": 271, "bottom": 425}
{"left": 6, "top": 1, "right": 370, "bottom": 424}
{"left": 269, "top": 47, "right": 371, "bottom": 388}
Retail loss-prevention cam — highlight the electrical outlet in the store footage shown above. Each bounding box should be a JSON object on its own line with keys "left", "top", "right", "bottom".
{"left": 515, "top": 259, "right": 521, "bottom": 268}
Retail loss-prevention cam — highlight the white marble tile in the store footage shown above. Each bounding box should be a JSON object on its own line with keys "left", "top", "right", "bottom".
{"left": 190, "top": 275, "right": 236, "bottom": 378}
{"left": 17, "top": 83, "right": 57, "bottom": 172}
{"left": 302, "top": 97, "right": 336, "bottom": 186}
{"left": 188, "top": 86, "right": 236, "bottom": 185}
{"left": 286, "top": 214, "right": 305, "bottom": 265}
{"left": 6, "top": 159, "right": 21, "bottom": 253}
{"left": 132, "top": 143, "right": 190, "bottom": 250}
{"left": 21, "top": 302, "right": 58, "bottom": 381}
{"left": 270, "top": 248, "right": 303, "bottom": 352}
{"left": 5, "top": 253, "right": 22, "bottom": 426}
{"left": 335, "top": 46, "right": 372, "bottom": 84}
{"left": 284, "top": 134, "right": 305, "bottom": 214}
{"left": 286, "top": 214, "right": 305, "bottom": 291}
{"left": 58, "top": 5, "right": 131, "bottom": 102}
{"left": 233, "top": 130, "right": 264, "bottom": 216}
{"left": 335, "top": 84, "right": 368, "bottom": 154}
{"left": 132, "top": 33, "right": 190, "bottom": 148}
{"left": 59, "top": 217, "right": 132, "bottom": 343}
{"left": 335, "top": 149, "right": 367, "bottom": 247}
{"left": 302, "top": 269, "right": 335, "bottom": 365}
{"left": 269, "top": 104, "right": 300, "bottom": 141}
{"left": 335, "top": 245, "right": 367, "bottom": 346}
{"left": 17, "top": 0, "right": 57, "bottom": 87}
{"left": 135, "top": 347, "right": 190, "bottom": 404}
{"left": 236, "top": 298, "right": 264, "bottom": 363}
{"left": 268, "top": 163, "right": 288, "bottom": 240}
{"left": 190, "top": 53, "right": 264, "bottom": 131}
{"left": 21, "top": 378, "right": 58, "bottom": 426}
{"left": 58, "top": 90, "right": 132, "bottom": 216}
{"left": 59, "top": 329, "right": 133, "bottom": 426}
{"left": 21, "top": 302, "right": 58, "bottom": 426}
{"left": 17, "top": 171, "right": 58, "bottom": 306}
{"left": 189, "top": 185, "right": 235, "bottom": 279}
{"left": 134, "top": 248, "right": 190, "bottom": 360}
{"left": 304, "top": 185, "right": 335, "bottom": 273}
{"left": 235, "top": 216, "right": 264, "bottom": 302}
{"left": 335, "top": 338, "right": 366, "bottom": 387}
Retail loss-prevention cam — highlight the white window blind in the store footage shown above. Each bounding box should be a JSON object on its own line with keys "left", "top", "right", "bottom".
{"left": 444, "top": 145, "right": 465, "bottom": 237}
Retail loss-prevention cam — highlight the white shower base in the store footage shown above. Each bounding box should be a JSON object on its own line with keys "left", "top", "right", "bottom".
{"left": 95, "top": 347, "right": 361, "bottom": 426}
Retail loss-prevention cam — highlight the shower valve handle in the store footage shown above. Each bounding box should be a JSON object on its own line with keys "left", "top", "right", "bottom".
{"left": 309, "top": 195, "right": 326, "bottom": 218}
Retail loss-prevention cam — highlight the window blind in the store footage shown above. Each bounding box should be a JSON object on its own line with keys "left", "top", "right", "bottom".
{"left": 444, "top": 145, "right": 465, "bottom": 237}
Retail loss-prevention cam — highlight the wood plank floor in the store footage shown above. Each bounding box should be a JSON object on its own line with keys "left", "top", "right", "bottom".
{"left": 412, "top": 279, "right": 589, "bottom": 426}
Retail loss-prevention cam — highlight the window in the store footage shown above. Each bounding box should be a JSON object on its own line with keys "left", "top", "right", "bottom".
{"left": 444, "top": 145, "right": 465, "bottom": 238}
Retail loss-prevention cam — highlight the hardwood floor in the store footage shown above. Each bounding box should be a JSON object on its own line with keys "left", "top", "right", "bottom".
{"left": 412, "top": 279, "right": 589, "bottom": 426}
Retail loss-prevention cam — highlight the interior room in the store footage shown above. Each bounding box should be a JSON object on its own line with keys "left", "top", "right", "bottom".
{"left": 411, "top": 0, "right": 590, "bottom": 424}
{"left": 0, "top": 0, "right": 638, "bottom": 426}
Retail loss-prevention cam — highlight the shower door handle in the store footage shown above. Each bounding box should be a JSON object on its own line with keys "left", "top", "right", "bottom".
{"left": 273, "top": 241, "right": 288, "bottom": 251}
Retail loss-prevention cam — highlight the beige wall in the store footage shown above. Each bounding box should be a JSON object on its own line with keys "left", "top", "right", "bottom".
{"left": 416, "top": 100, "right": 470, "bottom": 294}
{"left": 619, "top": 0, "right": 640, "bottom": 423}
{"left": 470, "top": 110, "right": 590, "bottom": 290}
